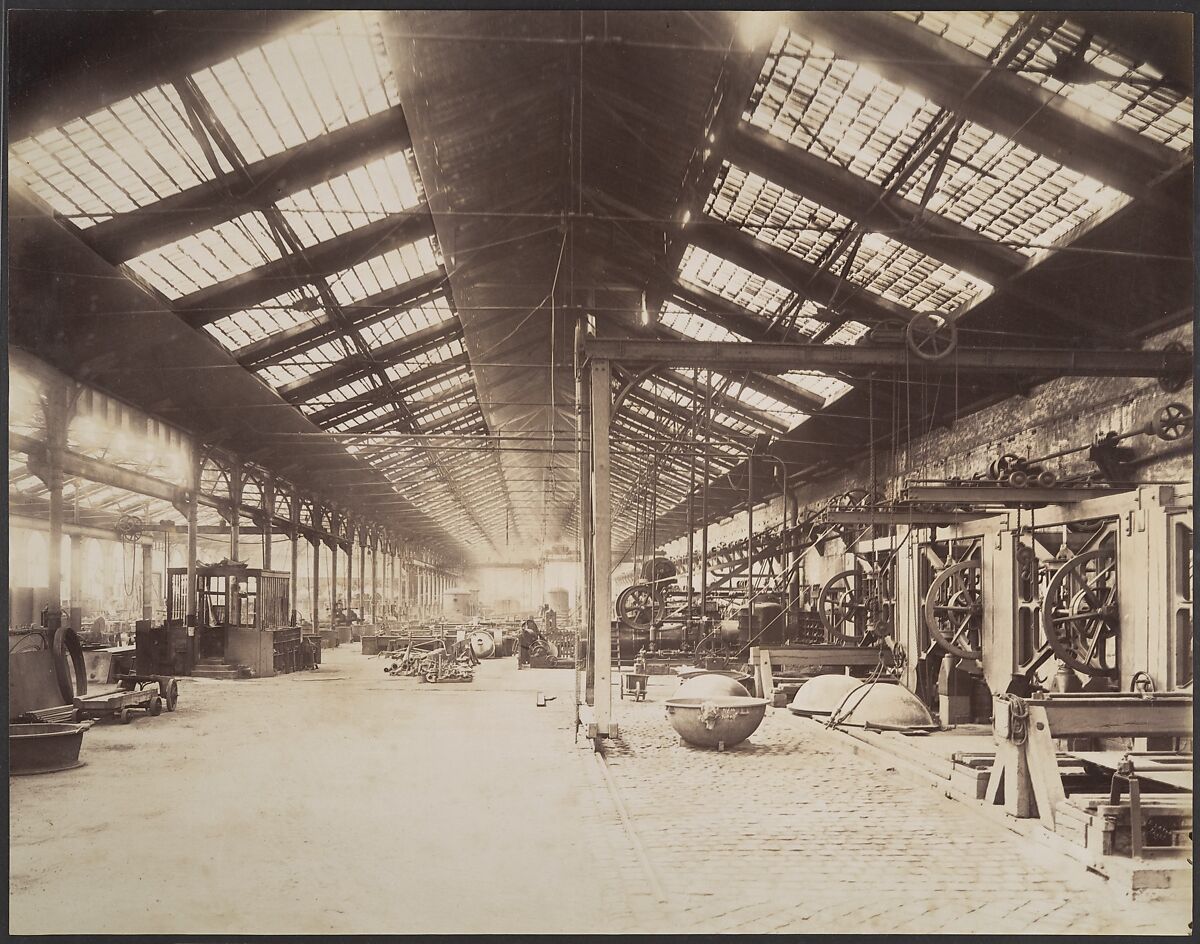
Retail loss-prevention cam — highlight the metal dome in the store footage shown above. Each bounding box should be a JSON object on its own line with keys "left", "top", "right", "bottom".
{"left": 829, "top": 680, "right": 938, "bottom": 731}
{"left": 788, "top": 674, "right": 865, "bottom": 717}
{"left": 677, "top": 673, "right": 750, "bottom": 698}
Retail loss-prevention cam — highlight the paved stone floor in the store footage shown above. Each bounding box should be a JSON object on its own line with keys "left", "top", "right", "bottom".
{"left": 9, "top": 648, "right": 1191, "bottom": 934}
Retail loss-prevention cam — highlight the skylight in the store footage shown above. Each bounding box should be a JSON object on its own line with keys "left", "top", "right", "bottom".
{"left": 708, "top": 163, "right": 993, "bottom": 312}
{"left": 328, "top": 238, "right": 442, "bottom": 306}
{"left": 190, "top": 11, "right": 400, "bottom": 163}
{"left": 125, "top": 211, "right": 282, "bottom": 298}
{"left": 255, "top": 336, "right": 354, "bottom": 389}
{"left": 277, "top": 150, "right": 423, "bottom": 248}
{"left": 203, "top": 287, "right": 324, "bottom": 353}
{"left": 899, "top": 11, "right": 1194, "bottom": 152}
{"left": 358, "top": 297, "right": 455, "bottom": 349}
{"left": 9, "top": 84, "right": 227, "bottom": 227}
{"left": 748, "top": 25, "right": 1131, "bottom": 261}
{"left": 677, "top": 246, "right": 825, "bottom": 334}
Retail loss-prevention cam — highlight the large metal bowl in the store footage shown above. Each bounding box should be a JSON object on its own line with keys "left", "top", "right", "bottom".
{"left": 665, "top": 695, "right": 768, "bottom": 749}
{"left": 9, "top": 722, "right": 88, "bottom": 775}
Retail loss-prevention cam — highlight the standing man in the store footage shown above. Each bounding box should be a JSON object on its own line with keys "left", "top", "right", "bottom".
{"left": 518, "top": 617, "right": 539, "bottom": 668}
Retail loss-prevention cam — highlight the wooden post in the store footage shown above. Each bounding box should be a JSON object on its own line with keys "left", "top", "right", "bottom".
{"left": 186, "top": 452, "right": 200, "bottom": 666}
{"left": 262, "top": 477, "right": 274, "bottom": 571}
{"left": 228, "top": 460, "right": 241, "bottom": 561}
{"left": 577, "top": 335, "right": 593, "bottom": 708}
{"left": 69, "top": 533, "right": 83, "bottom": 632}
{"left": 289, "top": 495, "right": 300, "bottom": 623}
{"left": 371, "top": 541, "right": 379, "bottom": 623}
{"left": 311, "top": 536, "right": 321, "bottom": 632}
{"left": 346, "top": 528, "right": 354, "bottom": 618}
{"left": 141, "top": 542, "right": 154, "bottom": 620}
{"left": 359, "top": 540, "right": 367, "bottom": 619}
{"left": 330, "top": 517, "right": 339, "bottom": 619}
{"left": 590, "top": 357, "right": 614, "bottom": 737}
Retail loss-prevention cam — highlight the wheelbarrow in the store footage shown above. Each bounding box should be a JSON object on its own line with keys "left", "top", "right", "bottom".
{"left": 620, "top": 672, "right": 649, "bottom": 702}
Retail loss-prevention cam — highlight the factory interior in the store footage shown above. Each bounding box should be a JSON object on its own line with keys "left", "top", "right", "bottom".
{"left": 5, "top": 8, "right": 1195, "bottom": 936}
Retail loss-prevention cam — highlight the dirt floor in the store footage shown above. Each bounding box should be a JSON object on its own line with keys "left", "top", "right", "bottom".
{"left": 9, "top": 647, "right": 1193, "bottom": 935}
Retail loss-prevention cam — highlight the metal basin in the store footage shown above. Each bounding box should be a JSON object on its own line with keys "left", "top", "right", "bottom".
{"left": 677, "top": 673, "right": 750, "bottom": 698}
{"left": 9, "top": 723, "right": 88, "bottom": 775}
{"left": 829, "top": 681, "right": 938, "bottom": 732}
{"left": 665, "top": 695, "right": 768, "bottom": 749}
{"left": 788, "top": 674, "right": 864, "bottom": 717}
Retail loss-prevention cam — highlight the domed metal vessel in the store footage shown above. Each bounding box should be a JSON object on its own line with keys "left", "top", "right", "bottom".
{"left": 665, "top": 695, "right": 768, "bottom": 749}
{"left": 787, "top": 674, "right": 864, "bottom": 717}
{"left": 676, "top": 673, "right": 750, "bottom": 698}
{"left": 829, "top": 680, "right": 938, "bottom": 731}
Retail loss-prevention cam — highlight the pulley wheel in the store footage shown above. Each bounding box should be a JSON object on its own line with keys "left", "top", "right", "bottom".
{"left": 906, "top": 313, "right": 958, "bottom": 362}
{"left": 923, "top": 561, "right": 983, "bottom": 661}
{"left": 1042, "top": 548, "right": 1119, "bottom": 677}
{"left": 1152, "top": 402, "right": 1192, "bottom": 442}
{"left": 988, "top": 454, "right": 1022, "bottom": 481}
{"left": 615, "top": 583, "right": 663, "bottom": 631}
{"left": 817, "top": 569, "right": 869, "bottom": 645}
{"left": 1158, "top": 342, "right": 1189, "bottom": 393}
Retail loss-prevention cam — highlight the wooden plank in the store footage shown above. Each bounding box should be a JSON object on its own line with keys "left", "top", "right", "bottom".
{"left": 1025, "top": 706, "right": 1068, "bottom": 829}
{"left": 758, "top": 649, "right": 775, "bottom": 702}
{"left": 1035, "top": 696, "right": 1193, "bottom": 738}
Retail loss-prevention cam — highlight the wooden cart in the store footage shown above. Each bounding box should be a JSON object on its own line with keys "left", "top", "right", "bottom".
{"left": 74, "top": 675, "right": 179, "bottom": 724}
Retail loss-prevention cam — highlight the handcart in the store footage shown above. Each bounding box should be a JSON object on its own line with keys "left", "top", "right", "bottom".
{"left": 74, "top": 675, "right": 179, "bottom": 724}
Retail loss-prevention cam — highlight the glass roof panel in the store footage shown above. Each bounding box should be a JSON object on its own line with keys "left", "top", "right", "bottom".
{"left": 255, "top": 336, "right": 354, "bottom": 388}
{"left": 782, "top": 370, "right": 854, "bottom": 405}
{"left": 191, "top": 11, "right": 399, "bottom": 163}
{"left": 299, "top": 375, "right": 377, "bottom": 413}
{"left": 748, "top": 24, "right": 1132, "bottom": 263}
{"left": 9, "top": 84, "right": 226, "bottom": 227}
{"left": 277, "top": 150, "right": 423, "bottom": 248}
{"left": 660, "top": 302, "right": 744, "bottom": 342}
{"left": 328, "top": 238, "right": 442, "bottom": 305}
{"left": 203, "top": 286, "right": 323, "bottom": 352}
{"left": 708, "top": 162, "right": 993, "bottom": 312}
{"left": 358, "top": 297, "right": 455, "bottom": 350}
{"left": 899, "top": 12, "right": 1193, "bottom": 152}
{"left": 384, "top": 337, "right": 466, "bottom": 383}
{"left": 677, "top": 246, "right": 825, "bottom": 335}
{"left": 125, "top": 210, "right": 283, "bottom": 298}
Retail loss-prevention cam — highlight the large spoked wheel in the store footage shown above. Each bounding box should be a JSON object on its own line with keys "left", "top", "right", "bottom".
{"left": 1153, "top": 402, "right": 1193, "bottom": 442}
{"left": 818, "top": 570, "right": 868, "bottom": 645}
{"left": 1042, "top": 549, "right": 1119, "bottom": 677}
{"left": 616, "top": 583, "right": 663, "bottom": 631}
{"left": 906, "top": 313, "right": 958, "bottom": 362}
{"left": 923, "top": 561, "right": 983, "bottom": 661}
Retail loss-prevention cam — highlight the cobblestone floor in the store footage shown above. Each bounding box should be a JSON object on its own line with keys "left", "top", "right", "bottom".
{"left": 591, "top": 677, "right": 1193, "bottom": 934}
{"left": 10, "top": 651, "right": 1190, "bottom": 935}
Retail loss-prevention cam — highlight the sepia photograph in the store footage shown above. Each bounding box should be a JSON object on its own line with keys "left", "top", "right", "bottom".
{"left": 4, "top": 4, "right": 1195, "bottom": 936}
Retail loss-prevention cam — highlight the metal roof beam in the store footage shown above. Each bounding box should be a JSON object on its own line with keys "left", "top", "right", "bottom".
{"left": 786, "top": 11, "right": 1180, "bottom": 199}
{"left": 237, "top": 270, "right": 446, "bottom": 367}
{"left": 175, "top": 209, "right": 436, "bottom": 327}
{"left": 309, "top": 352, "right": 470, "bottom": 428}
{"left": 83, "top": 106, "right": 412, "bottom": 263}
{"left": 725, "top": 120, "right": 1027, "bottom": 284}
{"left": 586, "top": 338, "right": 1192, "bottom": 376}
{"left": 688, "top": 220, "right": 912, "bottom": 325}
{"left": 279, "top": 319, "right": 460, "bottom": 403}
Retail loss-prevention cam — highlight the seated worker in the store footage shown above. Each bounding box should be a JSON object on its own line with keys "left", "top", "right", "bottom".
{"left": 518, "top": 618, "right": 540, "bottom": 666}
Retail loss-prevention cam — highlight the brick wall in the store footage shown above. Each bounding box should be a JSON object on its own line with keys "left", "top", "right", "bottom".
{"left": 665, "top": 323, "right": 1192, "bottom": 559}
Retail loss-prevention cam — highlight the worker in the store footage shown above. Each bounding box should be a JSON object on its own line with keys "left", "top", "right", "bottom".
{"left": 518, "top": 617, "right": 539, "bottom": 667}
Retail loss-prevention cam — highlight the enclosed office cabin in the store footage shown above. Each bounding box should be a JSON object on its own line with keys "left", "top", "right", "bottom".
{"left": 166, "top": 564, "right": 301, "bottom": 676}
